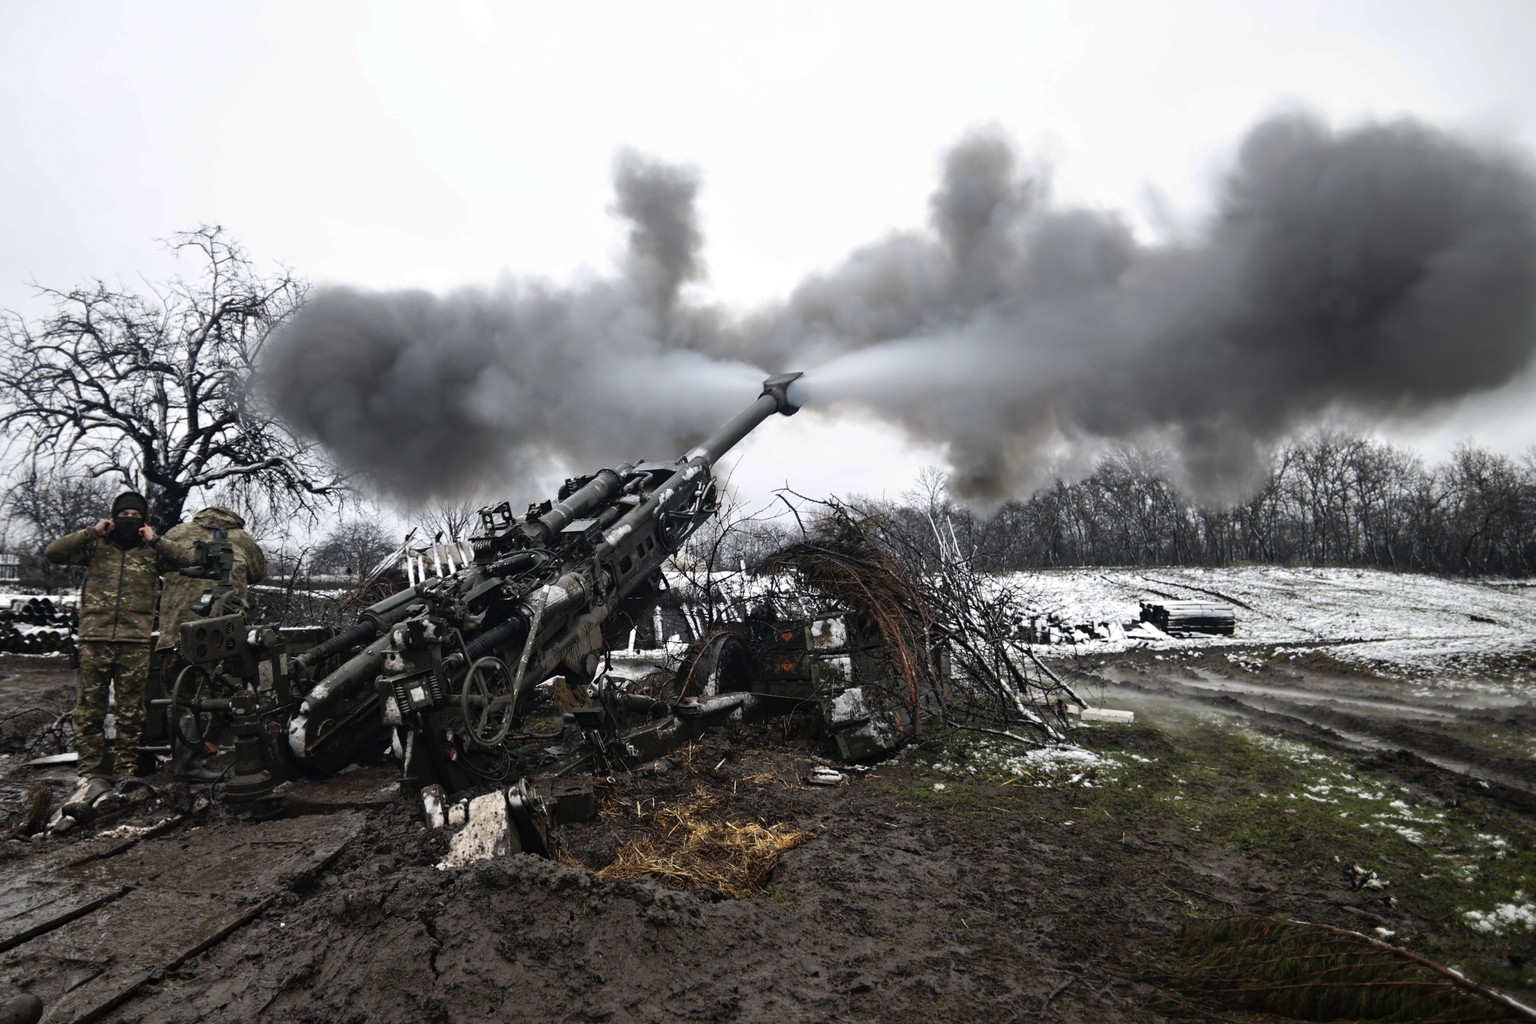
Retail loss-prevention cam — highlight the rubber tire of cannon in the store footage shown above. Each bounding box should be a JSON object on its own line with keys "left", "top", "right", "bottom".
{"left": 672, "top": 630, "right": 753, "bottom": 702}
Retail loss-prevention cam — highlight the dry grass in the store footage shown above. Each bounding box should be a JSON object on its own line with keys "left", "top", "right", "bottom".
{"left": 737, "top": 767, "right": 803, "bottom": 789}
{"left": 669, "top": 741, "right": 801, "bottom": 788}
{"left": 593, "top": 790, "right": 813, "bottom": 898}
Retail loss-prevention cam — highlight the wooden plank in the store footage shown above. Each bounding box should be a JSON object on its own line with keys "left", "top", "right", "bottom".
{"left": 0, "top": 890, "right": 268, "bottom": 1024}
{"left": 0, "top": 880, "right": 130, "bottom": 954}
{"left": 62, "top": 810, "right": 365, "bottom": 892}
{"left": 0, "top": 810, "right": 368, "bottom": 1023}
{"left": 1142, "top": 599, "right": 1236, "bottom": 636}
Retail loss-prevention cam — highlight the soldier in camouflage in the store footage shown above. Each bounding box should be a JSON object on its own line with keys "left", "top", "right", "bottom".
{"left": 45, "top": 491, "right": 194, "bottom": 816}
{"left": 154, "top": 506, "right": 267, "bottom": 781}
{"left": 156, "top": 506, "right": 267, "bottom": 650}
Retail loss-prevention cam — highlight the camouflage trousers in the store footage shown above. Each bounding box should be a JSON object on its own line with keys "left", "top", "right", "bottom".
{"left": 74, "top": 640, "right": 152, "bottom": 779}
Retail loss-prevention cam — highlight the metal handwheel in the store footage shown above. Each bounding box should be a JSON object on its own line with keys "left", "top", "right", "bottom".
{"left": 169, "top": 662, "right": 221, "bottom": 750}
{"left": 459, "top": 656, "right": 517, "bottom": 748}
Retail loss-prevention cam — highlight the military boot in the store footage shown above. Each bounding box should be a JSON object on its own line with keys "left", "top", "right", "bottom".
{"left": 172, "top": 745, "right": 222, "bottom": 782}
{"left": 172, "top": 719, "right": 222, "bottom": 783}
{"left": 61, "top": 776, "right": 114, "bottom": 819}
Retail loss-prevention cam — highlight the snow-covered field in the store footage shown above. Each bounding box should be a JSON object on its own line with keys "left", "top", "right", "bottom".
{"left": 1007, "top": 566, "right": 1536, "bottom": 677}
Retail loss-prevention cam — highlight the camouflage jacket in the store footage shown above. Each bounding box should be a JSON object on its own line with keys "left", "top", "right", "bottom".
{"left": 44, "top": 528, "right": 194, "bottom": 644}
{"left": 156, "top": 507, "right": 268, "bottom": 651}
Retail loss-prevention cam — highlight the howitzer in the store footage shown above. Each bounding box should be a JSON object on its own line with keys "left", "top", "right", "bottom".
{"left": 274, "top": 372, "right": 805, "bottom": 800}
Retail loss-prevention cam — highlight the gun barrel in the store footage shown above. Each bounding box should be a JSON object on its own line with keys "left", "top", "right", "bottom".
{"left": 597, "top": 372, "right": 801, "bottom": 555}
{"left": 284, "top": 371, "right": 805, "bottom": 781}
{"left": 683, "top": 372, "right": 803, "bottom": 465}
{"left": 296, "top": 583, "right": 429, "bottom": 668}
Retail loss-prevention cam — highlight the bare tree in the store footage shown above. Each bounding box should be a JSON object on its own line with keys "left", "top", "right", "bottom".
{"left": 4, "top": 462, "right": 115, "bottom": 539}
{"left": 1343, "top": 440, "right": 1422, "bottom": 569}
{"left": 2, "top": 462, "right": 115, "bottom": 592}
{"left": 311, "top": 517, "right": 396, "bottom": 578}
{"left": 666, "top": 497, "right": 802, "bottom": 644}
{"left": 1441, "top": 443, "right": 1530, "bottom": 575}
{"left": 414, "top": 497, "right": 483, "bottom": 543}
{"left": 0, "top": 226, "right": 346, "bottom": 527}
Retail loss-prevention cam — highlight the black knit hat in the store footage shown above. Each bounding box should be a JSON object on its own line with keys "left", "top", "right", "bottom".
{"left": 112, "top": 491, "right": 149, "bottom": 516}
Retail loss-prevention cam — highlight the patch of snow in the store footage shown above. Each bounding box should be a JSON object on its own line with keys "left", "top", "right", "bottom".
{"left": 928, "top": 739, "right": 1106, "bottom": 787}
{"left": 436, "top": 790, "right": 517, "bottom": 869}
{"left": 1464, "top": 893, "right": 1536, "bottom": 935}
{"left": 1478, "top": 833, "right": 1510, "bottom": 853}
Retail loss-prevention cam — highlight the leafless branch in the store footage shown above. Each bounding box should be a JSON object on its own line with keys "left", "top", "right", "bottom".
{"left": 0, "top": 226, "right": 345, "bottom": 526}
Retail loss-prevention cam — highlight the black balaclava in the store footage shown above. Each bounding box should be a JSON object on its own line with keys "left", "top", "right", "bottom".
{"left": 110, "top": 492, "right": 149, "bottom": 548}
{"left": 111, "top": 515, "right": 143, "bottom": 546}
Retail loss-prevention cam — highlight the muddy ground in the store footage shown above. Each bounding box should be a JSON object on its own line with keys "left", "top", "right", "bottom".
{"left": 1, "top": 645, "right": 1533, "bottom": 1024}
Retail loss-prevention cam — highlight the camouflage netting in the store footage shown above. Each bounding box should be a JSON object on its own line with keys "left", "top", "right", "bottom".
{"left": 765, "top": 501, "right": 1080, "bottom": 746}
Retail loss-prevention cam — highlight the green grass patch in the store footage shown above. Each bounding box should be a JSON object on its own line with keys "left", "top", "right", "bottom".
{"left": 1099, "top": 724, "right": 1532, "bottom": 943}
{"left": 1419, "top": 715, "right": 1536, "bottom": 763}
{"left": 888, "top": 719, "right": 1533, "bottom": 962}
{"left": 875, "top": 723, "right": 1114, "bottom": 825}
{"left": 765, "top": 879, "right": 805, "bottom": 912}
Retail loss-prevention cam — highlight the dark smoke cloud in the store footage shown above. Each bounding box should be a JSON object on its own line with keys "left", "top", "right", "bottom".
{"left": 781, "top": 115, "right": 1536, "bottom": 502}
{"left": 611, "top": 149, "right": 706, "bottom": 317}
{"left": 260, "top": 153, "right": 759, "bottom": 502}
{"left": 259, "top": 112, "right": 1536, "bottom": 507}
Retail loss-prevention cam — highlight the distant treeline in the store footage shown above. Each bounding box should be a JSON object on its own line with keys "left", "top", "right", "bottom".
{"left": 884, "top": 433, "right": 1536, "bottom": 576}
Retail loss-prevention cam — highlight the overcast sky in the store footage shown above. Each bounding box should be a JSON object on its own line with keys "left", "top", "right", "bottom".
{"left": 3, "top": 0, "right": 1535, "bottom": 513}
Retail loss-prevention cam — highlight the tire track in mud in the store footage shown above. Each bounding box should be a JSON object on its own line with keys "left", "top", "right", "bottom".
{"left": 1100, "top": 669, "right": 1536, "bottom": 818}
{"left": 1217, "top": 692, "right": 1536, "bottom": 817}
{"left": 1135, "top": 575, "right": 1256, "bottom": 611}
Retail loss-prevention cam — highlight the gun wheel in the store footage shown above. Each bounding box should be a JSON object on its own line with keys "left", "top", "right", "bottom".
{"left": 671, "top": 630, "right": 752, "bottom": 703}
{"left": 169, "top": 663, "right": 220, "bottom": 751}
{"left": 460, "top": 656, "right": 517, "bottom": 748}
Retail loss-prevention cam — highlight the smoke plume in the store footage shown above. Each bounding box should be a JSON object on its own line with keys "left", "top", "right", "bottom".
{"left": 261, "top": 151, "right": 761, "bottom": 502}
{"left": 259, "top": 112, "right": 1536, "bottom": 506}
